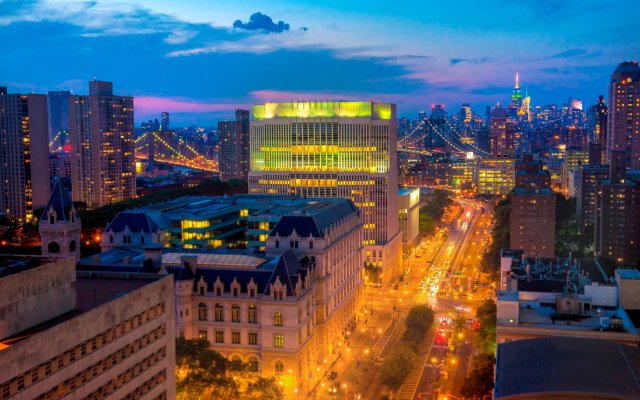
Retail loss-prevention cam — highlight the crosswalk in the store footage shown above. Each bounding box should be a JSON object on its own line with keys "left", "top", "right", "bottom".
{"left": 371, "top": 312, "right": 408, "bottom": 357}
{"left": 396, "top": 326, "right": 438, "bottom": 400}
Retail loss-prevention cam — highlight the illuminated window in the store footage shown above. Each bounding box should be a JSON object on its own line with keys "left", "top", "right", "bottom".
{"left": 273, "top": 311, "right": 284, "bottom": 326}
{"left": 274, "top": 335, "right": 284, "bottom": 348}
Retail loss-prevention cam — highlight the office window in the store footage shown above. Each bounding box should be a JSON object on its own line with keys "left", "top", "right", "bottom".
{"left": 232, "top": 332, "right": 241, "bottom": 344}
{"left": 248, "top": 305, "right": 258, "bottom": 323}
{"left": 215, "top": 304, "right": 224, "bottom": 321}
{"left": 249, "top": 332, "right": 258, "bottom": 345}
{"left": 215, "top": 331, "right": 224, "bottom": 343}
{"left": 198, "top": 330, "right": 208, "bottom": 341}
{"left": 275, "top": 360, "right": 284, "bottom": 374}
{"left": 274, "top": 335, "right": 284, "bottom": 348}
{"left": 198, "top": 303, "right": 207, "bottom": 321}
{"left": 273, "top": 311, "right": 284, "bottom": 326}
{"left": 231, "top": 304, "right": 241, "bottom": 323}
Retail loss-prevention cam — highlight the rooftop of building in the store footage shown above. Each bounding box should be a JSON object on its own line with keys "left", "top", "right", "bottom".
{"left": 495, "top": 337, "right": 640, "bottom": 399}
{"left": 617, "top": 269, "right": 640, "bottom": 279}
{"left": 41, "top": 180, "right": 74, "bottom": 221}
{"left": 507, "top": 301, "right": 637, "bottom": 334}
{"left": 613, "top": 60, "right": 640, "bottom": 78}
{"left": 0, "top": 271, "right": 164, "bottom": 350}
{"left": 0, "top": 256, "right": 53, "bottom": 278}
{"left": 269, "top": 198, "right": 359, "bottom": 238}
{"left": 251, "top": 101, "right": 394, "bottom": 120}
{"left": 512, "top": 187, "right": 554, "bottom": 195}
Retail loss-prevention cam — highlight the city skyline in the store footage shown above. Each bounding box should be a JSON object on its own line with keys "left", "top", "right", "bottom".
{"left": 1, "top": 0, "right": 639, "bottom": 124}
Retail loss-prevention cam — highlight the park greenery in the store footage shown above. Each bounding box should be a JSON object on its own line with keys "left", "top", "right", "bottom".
{"left": 419, "top": 189, "right": 454, "bottom": 238}
{"left": 460, "top": 299, "right": 496, "bottom": 399}
{"left": 480, "top": 196, "right": 510, "bottom": 278}
{"left": 380, "top": 305, "right": 435, "bottom": 389}
{"left": 175, "top": 338, "right": 283, "bottom": 400}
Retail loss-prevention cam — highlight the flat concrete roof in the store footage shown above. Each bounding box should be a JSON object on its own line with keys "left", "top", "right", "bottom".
{"left": 617, "top": 269, "right": 640, "bottom": 279}
{"left": 495, "top": 337, "right": 640, "bottom": 399}
{"left": 0, "top": 273, "right": 162, "bottom": 350}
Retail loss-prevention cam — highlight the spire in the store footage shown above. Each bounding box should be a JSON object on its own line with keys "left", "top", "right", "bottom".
{"left": 515, "top": 72, "right": 519, "bottom": 89}
{"left": 41, "top": 180, "right": 74, "bottom": 221}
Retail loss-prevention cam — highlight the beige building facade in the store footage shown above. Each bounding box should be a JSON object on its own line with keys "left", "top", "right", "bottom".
{"left": 0, "top": 256, "right": 176, "bottom": 400}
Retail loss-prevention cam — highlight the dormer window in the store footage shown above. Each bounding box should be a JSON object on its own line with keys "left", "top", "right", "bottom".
{"left": 248, "top": 279, "right": 257, "bottom": 297}
{"left": 49, "top": 214, "right": 55, "bottom": 224}
{"left": 231, "top": 279, "right": 240, "bottom": 297}
{"left": 275, "top": 240, "right": 279, "bottom": 248}
{"left": 274, "top": 289, "right": 284, "bottom": 301}
{"left": 309, "top": 240, "right": 313, "bottom": 249}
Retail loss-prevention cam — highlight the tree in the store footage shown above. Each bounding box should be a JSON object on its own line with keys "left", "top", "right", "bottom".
{"left": 380, "top": 343, "right": 416, "bottom": 389}
{"left": 474, "top": 299, "right": 497, "bottom": 355}
{"left": 460, "top": 354, "right": 495, "bottom": 399}
{"left": 175, "top": 338, "right": 283, "bottom": 400}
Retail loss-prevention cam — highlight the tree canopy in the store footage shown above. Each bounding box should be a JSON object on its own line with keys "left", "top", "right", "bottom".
{"left": 175, "top": 338, "right": 283, "bottom": 400}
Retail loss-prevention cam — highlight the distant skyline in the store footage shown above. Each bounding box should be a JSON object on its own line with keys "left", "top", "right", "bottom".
{"left": 1, "top": 0, "right": 639, "bottom": 125}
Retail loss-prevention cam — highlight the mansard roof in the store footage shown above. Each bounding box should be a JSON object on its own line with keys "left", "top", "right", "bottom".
{"left": 269, "top": 199, "right": 359, "bottom": 238}
{"left": 105, "top": 211, "right": 160, "bottom": 233}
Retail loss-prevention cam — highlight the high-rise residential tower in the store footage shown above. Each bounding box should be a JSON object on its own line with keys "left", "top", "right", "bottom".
{"left": 47, "top": 90, "right": 71, "bottom": 151}
{"left": 490, "top": 104, "right": 514, "bottom": 157}
{"left": 594, "top": 150, "right": 640, "bottom": 264}
{"left": 607, "top": 61, "right": 640, "bottom": 168}
{"left": 218, "top": 109, "right": 250, "bottom": 181}
{"left": 0, "top": 87, "right": 51, "bottom": 221}
{"left": 248, "top": 101, "right": 401, "bottom": 283}
{"left": 160, "top": 111, "right": 170, "bottom": 131}
{"left": 69, "top": 80, "right": 135, "bottom": 208}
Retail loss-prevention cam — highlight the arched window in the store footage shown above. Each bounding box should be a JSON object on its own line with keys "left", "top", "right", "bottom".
{"left": 248, "top": 305, "right": 258, "bottom": 323}
{"left": 248, "top": 357, "right": 259, "bottom": 372}
{"left": 231, "top": 304, "right": 241, "bottom": 323}
{"left": 275, "top": 360, "right": 284, "bottom": 374}
{"left": 214, "top": 304, "right": 224, "bottom": 322}
{"left": 48, "top": 242, "right": 60, "bottom": 254}
{"left": 273, "top": 311, "right": 284, "bottom": 327}
{"left": 198, "top": 303, "right": 207, "bottom": 321}
{"left": 69, "top": 240, "right": 76, "bottom": 252}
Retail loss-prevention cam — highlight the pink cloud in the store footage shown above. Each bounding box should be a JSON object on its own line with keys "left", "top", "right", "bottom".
{"left": 135, "top": 96, "right": 247, "bottom": 114}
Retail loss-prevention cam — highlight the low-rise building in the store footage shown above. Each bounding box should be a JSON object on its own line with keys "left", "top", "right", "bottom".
{"left": 0, "top": 256, "right": 176, "bottom": 400}
{"left": 497, "top": 250, "right": 639, "bottom": 346}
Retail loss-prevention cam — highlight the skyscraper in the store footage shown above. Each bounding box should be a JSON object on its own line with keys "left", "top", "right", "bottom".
{"left": 248, "top": 101, "right": 401, "bottom": 283}
{"left": 0, "top": 87, "right": 51, "bottom": 221}
{"left": 607, "top": 61, "right": 640, "bottom": 168}
{"left": 69, "top": 80, "right": 135, "bottom": 208}
{"left": 218, "top": 109, "right": 250, "bottom": 181}
{"left": 490, "top": 105, "right": 514, "bottom": 156}
{"left": 160, "top": 111, "right": 170, "bottom": 131}
{"left": 47, "top": 90, "right": 71, "bottom": 151}
{"left": 511, "top": 72, "right": 523, "bottom": 109}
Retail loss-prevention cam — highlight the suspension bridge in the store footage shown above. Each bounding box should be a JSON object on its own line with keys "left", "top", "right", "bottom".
{"left": 398, "top": 117, "right": 489, "bottom": 158}
{"left": 135, "top": 131, "right": 219, "bottom": 172}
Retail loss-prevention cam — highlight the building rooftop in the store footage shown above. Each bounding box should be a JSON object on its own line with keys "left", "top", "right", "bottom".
{"left": 162, "top": 252, "right": 269, "bottom": 269}
{"left": 495, "top": 337, "right": 640, "bottom": 399}
{"left": 0, "top": 272, "right": 163, "bottom": 350}
{"left": 270, "top": 199, "right": 359, "bottom": 238}
{"left": 617, "top": 269, "right": 640, "bottom": 279}
{"left": 0, "top": 256, "right": 53, "bottom": 278}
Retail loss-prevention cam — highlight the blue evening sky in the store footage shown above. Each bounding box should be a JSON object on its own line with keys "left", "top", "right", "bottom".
{"left": 0, "top": 0, "right": 638, "bottom": 125}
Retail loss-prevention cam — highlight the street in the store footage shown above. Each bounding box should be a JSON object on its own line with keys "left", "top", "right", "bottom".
{"left": 311, "top": 197, "right": 494, "bottom": 400}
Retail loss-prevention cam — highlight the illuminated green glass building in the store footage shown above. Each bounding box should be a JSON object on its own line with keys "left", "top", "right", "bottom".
{"left": 248, "top": 101, "right": 402, "bottom": 283}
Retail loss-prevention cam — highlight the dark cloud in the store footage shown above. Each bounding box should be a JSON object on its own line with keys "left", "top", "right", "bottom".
{"left": 550, "top": 49, "right": 587, "bottom": 59}
{"left": 449, "top": 57, "right": 490, "bottom": 65}
{"left": 233, "top": 12, "right": 290, "bottom": 33}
